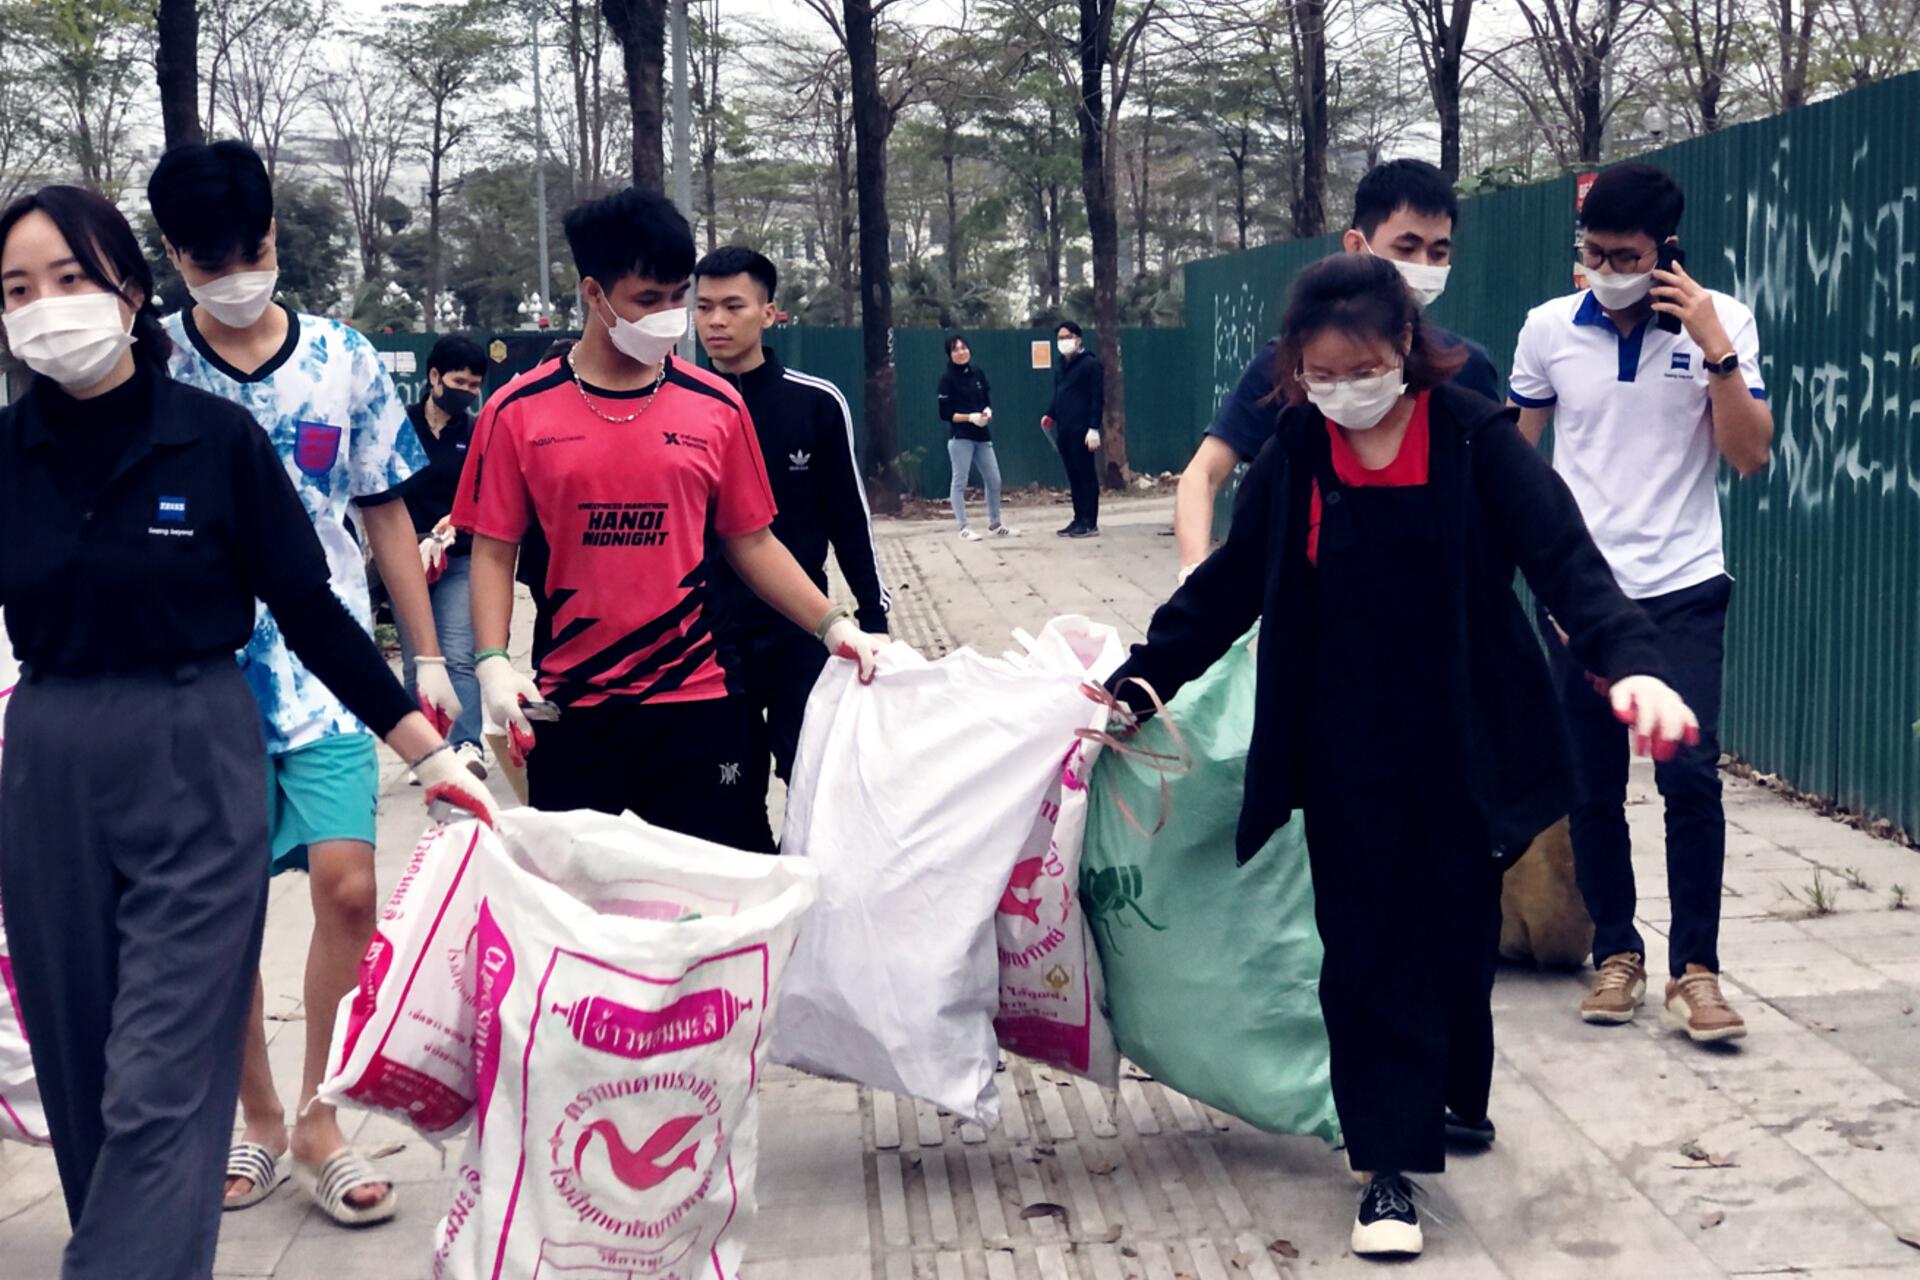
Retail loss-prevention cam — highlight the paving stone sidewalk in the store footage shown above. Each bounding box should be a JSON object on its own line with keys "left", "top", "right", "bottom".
{"left": 5, "top": 495, "right": 1920, "bottom": 1279}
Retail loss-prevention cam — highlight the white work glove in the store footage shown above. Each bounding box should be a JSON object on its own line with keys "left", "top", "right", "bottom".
{"left": 823, "top": 616, "right": 886, "bottom": 685}
{"left": 1176, "top": 563, "right": 1198, "bottom": 588}
{"left": 478, "top": 653, "right": 545, "bottom": 766}
{"left": 419, "top": 530, "right": 452, "bottom": 584}
{"left": 1609, "top": 675, "right": 1700, "bottom": 762}
{"left": 1085, "top": 429, "right": 1102, "bottom": 452}
{"left": 980, "top": 407, "right": 993, "bottom": 424}
{"left": 417, "top": 744, "right": 497, "bottom": 829}
{"left": 413, "top": 655, "right": 462, "bottom": 737}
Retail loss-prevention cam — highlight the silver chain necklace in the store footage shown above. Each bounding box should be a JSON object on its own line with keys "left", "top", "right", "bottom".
{"left": 568, "top": 348, "right": 666, "bottom": 424}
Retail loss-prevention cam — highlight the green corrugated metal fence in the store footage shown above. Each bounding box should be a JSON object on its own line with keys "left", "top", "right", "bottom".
{"left": 1181, "top": 70, "right": 1920, "bottom": 837}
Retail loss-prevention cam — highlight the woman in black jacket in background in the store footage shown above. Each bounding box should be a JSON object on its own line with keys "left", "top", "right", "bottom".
{"left": 1108, "top": 254, "right": 1698, "bottom": 1260}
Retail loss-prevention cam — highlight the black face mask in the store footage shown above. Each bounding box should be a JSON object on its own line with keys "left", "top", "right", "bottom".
{"left": 434, "top": 386, "right": 477, "bottom": 417}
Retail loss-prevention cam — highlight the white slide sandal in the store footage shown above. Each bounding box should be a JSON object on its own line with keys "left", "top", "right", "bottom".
{"left": 222, "top": 1141, "right": 288, "bottom": 1210}
{"left": 295, "top": 1148, "right": 398, "bottom": 1228}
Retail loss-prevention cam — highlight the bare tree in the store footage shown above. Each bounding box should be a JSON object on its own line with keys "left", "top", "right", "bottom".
{"left": 1763, "top": 0, "right": 1821, "bottom": 110}
{"left": 156, "top": 0, "right": 204, "bottom": 148}
{"left": 996, "top": 0, "right": 1161, "bottom": 485}
{"left": 316, "top": 56, "right": 420, "bottom": 279}
{"left": 801, "top": 0, "right": 923, "bottom": 509}
{"left": 1392, "top": 0, "right": 1475, "bottom": 177}
{"left": 212, "top": 0, "right": 327, "bottom": 181}
{"left": 1657, "top": 0, "right": 1741, "bottom": 131}
{"left": 378, "top": 1, "right": 515, "bottom": 320}
{"left": 764, "top": 25, "right": 859, "bottom": 322}
{"left": 9, "top": 0, "right": 147, "bottom": 195}
{"left": 1486, "top": 0, "right": 1657, "bottom": 163}
{"left": 601, "top": 0, "right": 666, "bottom": 191}
{"left": 0, "top": 44, "right": 58, "bottom": 208}
{"left": 1821, "top": 0, "right": 1920, "bottom": 89}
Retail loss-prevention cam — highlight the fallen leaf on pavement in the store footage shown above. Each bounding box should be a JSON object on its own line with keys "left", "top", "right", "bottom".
{"left": 1847, "top": 1133, "right": 1885, "bottom": 1151}
{"left": 1699, "top": 1210, "right": 1726, "bottom": 1230}
{"left": 1898, "top": 1227, "right": 1920, "bottom": 1251}
{"left": 1085, "top": 1154, "right": 1119, "bottom": 1175}
{"left": 1269, "top": 1239, "right": 1301, "bottom": 1259}
{"left": 1020, "top": 1201, "right": 1068, "bottom": 1223}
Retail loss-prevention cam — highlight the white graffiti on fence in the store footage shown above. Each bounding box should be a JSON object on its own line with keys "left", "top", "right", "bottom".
{"left": 1208, "top": 280, "right": 1270, "bottom": 419}
{"left": 1725, "top": 135, "right": 1920, "bottom": 514}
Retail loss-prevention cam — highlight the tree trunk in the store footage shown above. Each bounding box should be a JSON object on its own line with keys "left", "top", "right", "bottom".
{"left": 942, "top": 116, "right": 961, "bottom": 290}
{"left": 833, "top": 89, "right": 856, "bottom": 326}
{"left": 1076, "top": 0, "right": 1128, "bottom": 488}
{"left": 1290, "top": 0, "right": 1328, "bottom": 238}
{"left": 427, "top": 103, "right": 444, "bottom": 325}
{"left": 603, "top": 0, "right": 666, "bottom": 192}
{"left": 702, "top": 142, "right": 719, "bottom": 251}
{"left": 1233, "top": 145, "right": 1249, "bottom": 251}
{"left": 156, "top": 0, "right": 204, "bottom": 149}
{"left": 1134, "top": 97, "right": 1153, "bottom": 277}
{"left": 1577, "top": 73, "right": 1605, "bottom": 161}
{"left": 1433, "top": 3, "right": 1467, "bottom": 180}
{"left": 1047, "top": 183, "right": 1063, "bottom": 307}
{"left": 844, "top": 0, "right": 900, "bottom": 509}
{"left": 572, "top": 0, "right": 592, "bottom": 194}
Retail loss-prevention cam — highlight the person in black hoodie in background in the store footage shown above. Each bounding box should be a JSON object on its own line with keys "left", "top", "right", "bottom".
{"left": 693, "top": 246, "right": 890, "bottom": 816}
{"left": 936, "top": 333, "right": 1016, "bottom": 541}
{"left": 1106, "top": 254, "right": 1698, "bottom": 1261}
{"left": 1042, "top": 319, "right": 1103, "bottom": 537}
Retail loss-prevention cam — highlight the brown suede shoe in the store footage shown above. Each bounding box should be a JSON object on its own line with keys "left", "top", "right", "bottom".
{"left": 1580, "top": 952, "right": 1647, "bottom": 1024}
{"left": 1664, "top": 965, "right": 1747, "bottom": 1042}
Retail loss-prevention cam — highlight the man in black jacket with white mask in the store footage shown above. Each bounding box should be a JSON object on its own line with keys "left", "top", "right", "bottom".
{"left": 1042, "top": 319, "right": 1103, "bottom": 537}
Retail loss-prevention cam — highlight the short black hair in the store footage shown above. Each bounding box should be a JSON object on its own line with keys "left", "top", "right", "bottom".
{"left": 1580, "top": 162, "right": 1685, "bottom": 243}
{"left": 1, "top": 185, "right": 174, "bottom": 371}
{"left": 1351, "top": 159, "right": 1459, "bottom": 239}
{"left": 946, "top": 332, "right": 970, "bottom": 354}
{"left": 693, "top": 245, "right": 778, "bottom": 302}
{"left": 428, "top": 333, "right": 487, "bottom": 379}
{"left": 563, "top": 188, "right": 695, "bottom": 289}
{"left": 1056, "top": 320, "right": 1084, "bottom": 338}
{"left": 147, "top": 140, "right": 275, "bottom": 268}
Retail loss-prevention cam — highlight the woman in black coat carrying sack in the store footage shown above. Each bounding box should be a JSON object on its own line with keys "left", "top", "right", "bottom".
{"left": 1106, "top": 254, "right": 1699, "bottom": 1260}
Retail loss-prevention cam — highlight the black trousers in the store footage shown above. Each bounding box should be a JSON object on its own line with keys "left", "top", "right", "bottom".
{"left": 1055, "top": 425, "right": 1101, "bottom": 528}
{"left": 0, "top": 661, "right": 269, "bottom": 1280}
{"left": 1544, "top": 574, "right": 1730, "bottom": 977}
{"left": 528, "top": 694, "right": 776, "bottom": 853}
{"left": 733, "top": 623, "right": 829, "bottom": 793}
{"left": 1303, "top": 788, "right": 1503, "bottom": 1176}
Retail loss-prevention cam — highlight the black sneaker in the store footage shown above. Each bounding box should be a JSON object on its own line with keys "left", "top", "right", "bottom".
{"left": 1444, "top": 1108, "right": 1496, "bottom": 1148}
{"left": 1057, "top": 521, "right": 1084, "bottom": 537}
{"left": 1351, "top": 1173, "right": 1422, "bottom": 1258}
{"left": 1067, "top": 524, "right": 1099, "bottom": 539}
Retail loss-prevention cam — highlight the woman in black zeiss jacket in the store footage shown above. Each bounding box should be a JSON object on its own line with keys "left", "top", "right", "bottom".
{"left": 0, "top": 186, "right": 494, "bottom": 1279}
{"left": 1107, "top": 254, "right": 1699, "bottom": 1260}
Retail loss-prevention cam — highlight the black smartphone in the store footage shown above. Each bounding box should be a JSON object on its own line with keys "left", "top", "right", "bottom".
{"left": 1656, "top": 240, "right": 1686, "bottom": 333}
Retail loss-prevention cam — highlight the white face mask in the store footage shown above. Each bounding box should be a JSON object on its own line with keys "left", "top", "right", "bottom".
{"left": 1366, "top": 243, "right": 1450, "bottom": 309}
{"left": 1057, "top": 337, "right": 1079, "bottom": 357}
{"left": 189, "top": 268, "right": 278, "bottom": 328}
{"left": 3, "top": 292, "right": 136, "bottom": 391}
{"left": 1305, "top": 367, "right": 1407, "bottom": 432}
{"left": 598, "top": 290, "right": 686, "bottom": 366}
{"left": 1586, "top": 269, "right": 1653, "bottom": 310}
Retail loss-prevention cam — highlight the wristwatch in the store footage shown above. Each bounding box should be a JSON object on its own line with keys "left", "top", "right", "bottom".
{"left": 1704, "top": 351, "right": 1740, "bottom": 377}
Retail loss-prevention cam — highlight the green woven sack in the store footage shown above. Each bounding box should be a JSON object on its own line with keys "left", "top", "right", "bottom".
{"left": 1082, "top": 628, "right": 1340, "bottom": 1141}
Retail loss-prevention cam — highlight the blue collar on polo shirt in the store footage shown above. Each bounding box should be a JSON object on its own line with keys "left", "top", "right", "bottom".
{"left": 1572, "top": 290, "right": 1653, "bottom": 384}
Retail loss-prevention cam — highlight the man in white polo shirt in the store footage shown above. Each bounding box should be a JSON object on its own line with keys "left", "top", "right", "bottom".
{"left": 1509, "top": 162, "right": 1772, "bottom": 1044}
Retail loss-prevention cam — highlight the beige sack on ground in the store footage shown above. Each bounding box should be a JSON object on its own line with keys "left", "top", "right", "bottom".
{"left": 484, "top": 732, "right": 530, "bottom": 807}
{"left": 1498, "top": 818, "right": 1594, "bottom": 969}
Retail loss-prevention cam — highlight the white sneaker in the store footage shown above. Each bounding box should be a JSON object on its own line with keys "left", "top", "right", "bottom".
{"left": 455, "top": 742, "right": 489, "bottom": 781}
{"left": 990, "top": 524, "right": 1019, "bottom": 538}
{"left": 959, "top": 528, "right": 983, "bottom": 542}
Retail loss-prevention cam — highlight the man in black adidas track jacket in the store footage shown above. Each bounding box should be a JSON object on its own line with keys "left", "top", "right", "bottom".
{"left": 695, "top": 247, "right": 891, "bottom": 795}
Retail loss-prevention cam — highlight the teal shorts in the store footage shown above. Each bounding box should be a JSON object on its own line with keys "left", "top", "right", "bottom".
{"left": 267, "top": 733, "right": 380, "bottom": 875}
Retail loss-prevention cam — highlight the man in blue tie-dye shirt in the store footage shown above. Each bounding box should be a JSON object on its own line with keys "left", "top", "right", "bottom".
{"left": 149, "top": 141, "right": 466, "bottom": 1228}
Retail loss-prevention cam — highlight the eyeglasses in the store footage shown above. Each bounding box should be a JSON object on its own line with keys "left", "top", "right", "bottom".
{"left": 1579, "top": 243, "right": 1655, "bottom": 273}
{"left": 1297, "top": 367, "right": 1397, "bottom": 395}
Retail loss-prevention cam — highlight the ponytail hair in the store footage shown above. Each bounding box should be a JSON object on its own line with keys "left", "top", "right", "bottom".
{"left": 0, "top": 185, "right": 175, "bottom": 371}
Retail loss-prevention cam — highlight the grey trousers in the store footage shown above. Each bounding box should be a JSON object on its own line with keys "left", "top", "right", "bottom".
{"left": 0, "top": 660, "right": 270, "bottom": 1279}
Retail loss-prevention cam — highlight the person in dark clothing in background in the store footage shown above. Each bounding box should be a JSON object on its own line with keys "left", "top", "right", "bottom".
{"left": 1106, "top": 255, "right": 1697, "bottom": 1261}
{"left": 1043, "top": 319, "right": 1103, "bottom": 537}
{"left": 402, "top": 333, "right": 488, "bottom": 777}
{"left": 937, "top": 333, "right": 1016, "bottom": 541}
{"left": 693, "top": 245, "right": 890, "bottom": 817}
{"left": 0, "top": 185, "right": 492, "bottom": 1280}
{"left": 1173, "top": 159, "right": 1502, "bottom": 583}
